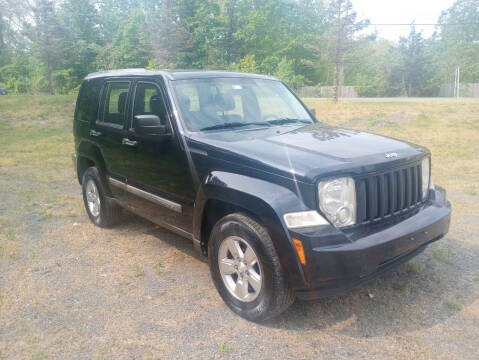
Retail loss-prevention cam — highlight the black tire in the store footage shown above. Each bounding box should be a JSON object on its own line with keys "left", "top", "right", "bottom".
{"left": 81, "top": 167, "right": 121, "bottom": 228}
{"left": 208, "top": 213, "right": 295, "bottom": 322}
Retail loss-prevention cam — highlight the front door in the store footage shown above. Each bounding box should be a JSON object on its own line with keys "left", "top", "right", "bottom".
{"left": 122, "top": 80, "right": 196, "bottom": 234}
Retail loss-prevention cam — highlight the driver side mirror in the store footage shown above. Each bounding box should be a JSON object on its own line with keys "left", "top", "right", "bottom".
{"left": 308, "top": 107, "right": 316, "bottom": 117}
{"left": 134, "top": 115, "right": 168, "bottom": 138}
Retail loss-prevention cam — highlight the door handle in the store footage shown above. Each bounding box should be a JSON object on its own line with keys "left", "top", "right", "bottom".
{"left": 122, "top": 138, "right": 139, "bottom": 147}
{"left": 90, "top": 130, "right": 102, "bottom": 137}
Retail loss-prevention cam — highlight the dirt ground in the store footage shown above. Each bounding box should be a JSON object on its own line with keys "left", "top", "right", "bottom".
{"left": 0, "top": 96, "right": 478, "bottom": 359}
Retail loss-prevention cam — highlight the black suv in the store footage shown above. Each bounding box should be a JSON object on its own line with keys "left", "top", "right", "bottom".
{"left": 73, "top": 69, "right": 451, "bottom": 321}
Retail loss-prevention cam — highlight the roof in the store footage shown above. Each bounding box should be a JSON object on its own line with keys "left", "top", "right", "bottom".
{"left": 84, "top": 68, "right": 278, "bottom": 81}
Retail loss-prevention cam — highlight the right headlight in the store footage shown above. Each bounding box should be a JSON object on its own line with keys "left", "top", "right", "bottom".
{"left": 318, "top": 177, "right": 356, "bottom": 227}
{"left": 421, "top": 157, "right": 431, "bottom": 199}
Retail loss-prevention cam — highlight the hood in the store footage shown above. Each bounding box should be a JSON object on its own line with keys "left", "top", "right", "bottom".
{"left": 188, "top": 123, "right": 428, "bottom": 183}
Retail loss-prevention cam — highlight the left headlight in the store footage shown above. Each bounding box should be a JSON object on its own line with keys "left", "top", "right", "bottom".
{"left": 421, "top": 157, "right": 431, "bottom": 199}
{"left": 318, "top": 177, "right": 356, "bottom": 227}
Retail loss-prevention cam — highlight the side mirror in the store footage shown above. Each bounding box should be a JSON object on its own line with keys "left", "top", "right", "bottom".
{"left": 134, "top": 115, "right": 168, "bottom": 137}
{"left": 308, "top": 107, "right": 316, "bottom": 117}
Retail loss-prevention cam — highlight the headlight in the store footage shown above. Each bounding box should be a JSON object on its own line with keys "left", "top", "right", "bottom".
{"left": 421, "top": 157, "right": 430, "bottom": 199}
{"left": 318, "top": 177, "right": 356, "bottom": 227}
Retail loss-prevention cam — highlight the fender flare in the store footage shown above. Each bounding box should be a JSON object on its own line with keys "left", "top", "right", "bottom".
{"left": 77, "top": 140, "right": 111, "bottom": 195}
{"left": 193, "top": 171, "right": 311, "bottom": 288}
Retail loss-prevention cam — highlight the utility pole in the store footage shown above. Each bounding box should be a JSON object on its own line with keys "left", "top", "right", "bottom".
{"left": 457, "top": 67, "right": 460, "bottom": 98}
{"left": 454, "top": 66, "right": 460, "bottom": 98}
{"left": 332, "top": 0, "right": 343, "bottom": 103}
{"left": 328, "top": 0, "right": 367, "bottom": 102}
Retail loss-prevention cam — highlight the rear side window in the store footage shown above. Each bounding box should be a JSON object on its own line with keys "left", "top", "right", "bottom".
{"left": 75, "top": 80, "right": 101, "bottom": 123}
{"left": 102, "top": 82, "right": 130, "bottom": 126}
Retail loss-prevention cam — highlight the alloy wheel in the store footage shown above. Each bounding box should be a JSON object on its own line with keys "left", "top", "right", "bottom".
{"left": 85, "top": 179, "right": 101, "bottom": 217}
{"left": 218, "top": 236, "right": 263, "bottom": 302}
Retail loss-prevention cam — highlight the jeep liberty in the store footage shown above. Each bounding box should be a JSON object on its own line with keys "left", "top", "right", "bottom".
{"left": 73, "top": 69, "right": 451, "bottom": 321}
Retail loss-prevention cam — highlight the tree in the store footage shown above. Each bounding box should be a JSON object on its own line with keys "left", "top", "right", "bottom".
{"left": 148, "top": 0, "right": 189, "bottom": 68}
{"left": 25, "top": 0, "right": 71, "bottom": 94}
{"left": 97, "top": 10, "right": 150, "bottom": 69}
{"left": 59, "top": 0, "right": 102, "bottom": 86}
{"left": 274, "top": 57, "right": 307, "bottom": 89}
{"left": 236, "top": 54, "right": 259, "bottom": 73}
{"left": 344, "top": 38, "right": 395, "bottom": 97}
{"left": 396, "top": 26, "right": 432, "bottom": 96}
{"left": 435, "top": 0, "right": 479, "bottom": 84}
{"left": 326, "top": 0, "right": 369, "bottom": 102}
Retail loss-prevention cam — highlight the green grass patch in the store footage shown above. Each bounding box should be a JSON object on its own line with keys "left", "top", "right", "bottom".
{"left": 0, "top": 218, "right": 19, "bottom": 259}
{"left": 133, "top": 265, "right": 145, "bottom": 278}
{"left": 408, "top": 262, "right": 425, "bottom": 275}
{"left": 30, "top": 351, "right": 49, "bottom": 360}
{"left": 464, "top": 186, "right": 477, "bottom": 196}
{"left": 433, "top": 248, "right": 456, "bottom": 265}
{"left": 392, "top": 282, "right": 409, "bottom": 292}
{"left": 218, "top": 343, "right": 230, "bottom": 356}
{"left": 445, "top": 301, "right": 462, "bottom": 311}
{"left": 156, "top": 262, "right": 163, "bottom": 276}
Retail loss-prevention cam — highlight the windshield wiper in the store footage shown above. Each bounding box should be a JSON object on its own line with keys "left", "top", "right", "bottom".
{"left": 199, "top": 118, "right": 311, "bottom": 131}
{"left": 266, "top": 118, "right": 312, "bottom": 126}
{"left": 199, "top": 121, "right": 269, "bottom": 131}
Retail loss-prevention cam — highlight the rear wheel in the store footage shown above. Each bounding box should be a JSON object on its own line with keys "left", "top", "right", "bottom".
{"left": 208, "top": 213, "right": 295, "bottom": 322}
{"left": 81, "top": 167, "right": 121, "bottom": 228}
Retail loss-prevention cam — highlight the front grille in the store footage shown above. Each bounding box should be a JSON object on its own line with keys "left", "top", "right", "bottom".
{"left": 356, "top": 162, "right": 424, "bottom": 224}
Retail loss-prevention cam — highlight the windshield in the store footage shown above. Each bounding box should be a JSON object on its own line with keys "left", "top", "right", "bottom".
{"left": 171, "top": 77, "right": 314, "bottom": 132}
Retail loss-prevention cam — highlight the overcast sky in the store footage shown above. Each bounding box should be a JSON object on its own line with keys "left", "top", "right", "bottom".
{"left": 353, "top": 0, "right": 457, "bottom": 41}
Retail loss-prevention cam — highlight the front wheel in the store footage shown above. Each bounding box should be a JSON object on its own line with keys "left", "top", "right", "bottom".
{"left": 208, "top": 213, "right": 295, "bottom": 322}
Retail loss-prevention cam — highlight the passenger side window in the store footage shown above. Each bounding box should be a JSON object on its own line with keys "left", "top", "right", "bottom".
{"left": 102, "top": 82, "right": 130, "bottom": 126}
{"left": 133, "top": 83, "right": 167, "bottom": 125}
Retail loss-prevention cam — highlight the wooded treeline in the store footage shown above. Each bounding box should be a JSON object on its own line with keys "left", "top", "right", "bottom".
{"left": 0, "top": 0, "right": 478, "bottom": 96}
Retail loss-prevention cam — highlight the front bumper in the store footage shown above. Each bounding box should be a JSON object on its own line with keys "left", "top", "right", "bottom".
{"left": 292, "top": 187, "right": 451, "bottom": 300}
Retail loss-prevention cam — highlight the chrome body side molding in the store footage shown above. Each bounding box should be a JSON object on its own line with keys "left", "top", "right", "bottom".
{"left": 108, "top": 177, "right": 182, "bottom": 213}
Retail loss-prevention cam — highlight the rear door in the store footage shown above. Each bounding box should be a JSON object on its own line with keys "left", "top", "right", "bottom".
{"left": 92, "top": 80, "right": 131, "bottom": 196}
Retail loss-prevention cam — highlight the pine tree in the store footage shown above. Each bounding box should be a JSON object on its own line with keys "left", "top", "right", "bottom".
{"left": 326, "top": 0, "right": 368, "bottom": 102}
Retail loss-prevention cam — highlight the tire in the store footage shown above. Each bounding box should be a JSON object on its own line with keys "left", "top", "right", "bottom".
{"left": 208, "top": 213, "right": 295, "bottom": 322}
{"left": 81, "top": 167, "right": 121, "bottom": 228}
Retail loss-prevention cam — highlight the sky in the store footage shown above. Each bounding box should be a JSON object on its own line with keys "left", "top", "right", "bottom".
{"left": 353, "top": 0, "right": 457, "bottom": 41}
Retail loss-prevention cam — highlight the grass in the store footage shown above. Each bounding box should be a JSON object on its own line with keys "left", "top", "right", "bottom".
{"left": 133, "top": 265, "right": 145, "bottom": 278}
{"left": 156, "top": 261, "right": 163, "bottom": 276}
{"left": 445, "top": 301, "right": 463, "bottom": 311}
{"left": 30, "top": 352, "right": 49, "bottom": 360}
{"left": 392, "top": 282, "right": 409, "bottom": 292}
{"left": 464, "top": 186, "right": 477, "bottom": 196}
{"left": 408, "top": 262, "right": 425, "bottom": 275}
{"left": 0, "top": 218, "right": 19, "bottom": 259}
{"left": 218, "top": 343, "right": 230, "bottom": 356}
{"left": 0, "top": 95, "right": 74, "bottom": 169}
{"left": 433, "top": 248, "right": 456, "bottom": 265}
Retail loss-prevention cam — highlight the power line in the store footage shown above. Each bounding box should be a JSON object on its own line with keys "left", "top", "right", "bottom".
{"left": 368, "top": 23, "right": 479, "bottom": 26}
